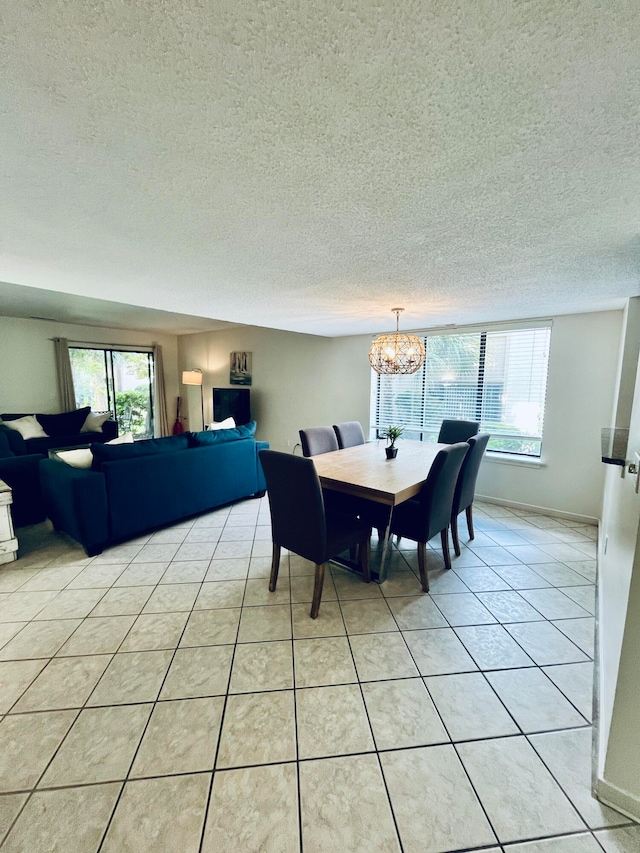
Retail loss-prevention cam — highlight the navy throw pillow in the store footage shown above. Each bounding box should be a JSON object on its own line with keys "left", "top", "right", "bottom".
{"left": 37, "top": 407, "right": 91, "bottom": 437}
{"left": 187, "top": 421, "right": 257, "bottom": 447}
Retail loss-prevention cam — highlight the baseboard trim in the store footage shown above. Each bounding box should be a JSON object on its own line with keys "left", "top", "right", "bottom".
{"left": 475, "top": 494, "right": 599, "bottom": 526}
{"left": 595, "top": 777, "right": 640, "bottom": 824}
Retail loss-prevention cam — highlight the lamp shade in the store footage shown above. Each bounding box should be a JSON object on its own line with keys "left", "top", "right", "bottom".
{"left": 182, "top": 369, "right": 203, "bottom": 386}
{"left": 369, "top": 309, "right": 426, "bottom": 375}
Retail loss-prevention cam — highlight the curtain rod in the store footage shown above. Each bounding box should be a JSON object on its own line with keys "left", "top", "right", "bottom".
{"left": 51, "top": 338, "right": 157, "bottom": 351}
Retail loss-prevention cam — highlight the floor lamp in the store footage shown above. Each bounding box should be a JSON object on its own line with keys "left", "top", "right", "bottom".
{"left": 182, "top": 369, "right": 204, "bottom": 431}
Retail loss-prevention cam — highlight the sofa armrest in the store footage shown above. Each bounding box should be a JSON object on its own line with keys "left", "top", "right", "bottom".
{"left": 102, "top": 420, "right": 119, "bottom": 441}
{"left": 0, "top": 453, "right": 46, "bottom": 526}
{"left": 0, "top": 424, "right": 26, "bottom": 456}
{"left": 0, "top": 430, "right": 13, "bottom": 458}
{"left": 0, "top": 454, "right": 44, "bottom": 478}
{"left": 39, "top": 459, "right": 109, "bottom": 555}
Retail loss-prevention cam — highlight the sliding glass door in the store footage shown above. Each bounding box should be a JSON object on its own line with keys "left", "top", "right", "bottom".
{"left": 70, "top": 347, "right": 155, "bottom": 439}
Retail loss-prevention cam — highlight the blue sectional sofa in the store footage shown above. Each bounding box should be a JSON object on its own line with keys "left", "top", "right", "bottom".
{"left": 39, "top": 425, "right": 268, "bottom": 555}
{"left": 0, "top": 409, "right": 118, "bottom": 527}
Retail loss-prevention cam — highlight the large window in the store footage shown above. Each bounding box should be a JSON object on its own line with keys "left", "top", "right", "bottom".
{"left": 70, "top": 347, "right": 155, "bottom": 440}
{"left": 371, "top": 324, "right": 551, "bottom": 457}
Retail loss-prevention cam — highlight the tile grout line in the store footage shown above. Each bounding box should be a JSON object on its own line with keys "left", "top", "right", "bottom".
{"left": 524, "top": 729, "right": 630, "bottom": 836}
{"left": 0, "top": 504, "right": 608, "bottom": 851}
{"left": 380, "top": 572, "right": 499, "bottom": 843}
{"left": 53, "top": 528, "right": 202, "bottom": 850}
{"left": 287, "top": 549, "right": 304, "bottom": 853}
{"left": 337, "top": 578, "right": 406, "bottom": 853}
{"left": 196, "top": 500, "right": 259, "bottom": 853}
{"left": 0, "top": 538, "right": 167, "bottom": 846}
{"left": 383, "top": 572, "right": 505, "bottom": 847}
{"left": 0, "top": 542, "right": 157, "bottom": 847}
{"left": 95, "top": 529, "right": 204, "bottom": 851}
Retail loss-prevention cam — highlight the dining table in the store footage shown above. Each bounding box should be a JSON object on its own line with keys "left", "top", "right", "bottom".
{"left": 310, "top": 439, "right": 446, "bottom": 583}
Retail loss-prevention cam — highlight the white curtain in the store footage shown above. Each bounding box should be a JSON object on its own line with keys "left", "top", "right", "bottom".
{"left": 152, "top": 343, "right": 170, "bottom": 437}
{"left": 53, "top": 338, "right": 76, "bottom": 411}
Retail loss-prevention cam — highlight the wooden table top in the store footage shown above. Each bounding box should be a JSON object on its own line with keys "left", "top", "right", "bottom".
{"left": 311, "top": 440, "right": 445, "bottom": 506}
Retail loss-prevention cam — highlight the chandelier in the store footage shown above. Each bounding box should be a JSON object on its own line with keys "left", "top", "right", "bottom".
{"left": 368, "top": 308, "right": 426, "bottom": 375}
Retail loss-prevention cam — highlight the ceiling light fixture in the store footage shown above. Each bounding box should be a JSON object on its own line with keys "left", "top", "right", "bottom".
{"left": 368, "top": 308, "right": 426, "bottom": 375}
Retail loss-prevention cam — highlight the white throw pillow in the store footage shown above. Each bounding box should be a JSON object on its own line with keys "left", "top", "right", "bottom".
{"left": 106, "top": 432, "right": 134, "bottom": 445}
{"left": 54, "top": 432, "right": 134, "bottom": 468}
{"left": 55, "top": 448, "right": 93, "bottom": 468}
{"left": 1, "top": 415, "right": 48, "bottom": 440}
{"left": 81, "top": 411, "right": 112, "bottom": 433}
{"left": 208, "top": 417, "right": 236, "bottom": 431}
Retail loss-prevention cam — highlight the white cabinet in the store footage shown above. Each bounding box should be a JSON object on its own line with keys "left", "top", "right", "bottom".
{"left": 0, "top": 480, "right": 18, "bottom": 564}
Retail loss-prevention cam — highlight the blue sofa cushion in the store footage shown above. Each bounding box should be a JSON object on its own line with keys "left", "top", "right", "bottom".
{"left": 91, "top": 434, "right": 190, "bottom": 470}
{"left": 188, "top": 421, "right": 257, "bottom": 447}
{"left": 37, "top": 407, "right": 91, "bottom": 437}
{"left": 103, "top": 440, "right": 259, "bottom": 540}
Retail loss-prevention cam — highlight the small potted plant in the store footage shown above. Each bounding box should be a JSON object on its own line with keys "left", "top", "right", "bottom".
{"left": 381, "top": 425, "right": 404, "bottom": 459}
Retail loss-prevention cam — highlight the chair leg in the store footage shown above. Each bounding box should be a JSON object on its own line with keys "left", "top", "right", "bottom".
{"left": 451, "top": 514, "right": 461, "bottom": 557}
{"left": 359, "top": 538, "right": 371, "bottom": 583}
{"left": 417, "top": 542, "right": 429, "bottom": 592}
{"left": 268, "top": 542, "right": 281, "bottom": 593}
{"left": 441, "top": 528, "right": 452, "bottom": 571}
{"left": 466, "top": 505, "right": 475, "bottom": 540}
{"left": 310, "top": 562, "right": 326, "bottom": 619}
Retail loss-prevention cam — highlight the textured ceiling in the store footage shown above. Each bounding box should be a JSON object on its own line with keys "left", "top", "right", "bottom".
{"left": 0, "top": 280, "right": 238, "bottom": 335}
{"left": 1, "top": 1, "right": 639, "bottom": 337}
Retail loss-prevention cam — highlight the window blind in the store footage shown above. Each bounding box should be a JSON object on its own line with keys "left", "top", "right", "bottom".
{"left": 371, "top": 324, "right": 551, "bottom": 457}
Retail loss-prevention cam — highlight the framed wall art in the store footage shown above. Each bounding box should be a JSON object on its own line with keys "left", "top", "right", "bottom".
{"left": 230, "top": 351, "right": 252, "bottom": 386}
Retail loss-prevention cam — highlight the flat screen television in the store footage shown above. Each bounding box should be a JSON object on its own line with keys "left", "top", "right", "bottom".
{"left": 212, "top": 388, "right": 251, "bottom": 425}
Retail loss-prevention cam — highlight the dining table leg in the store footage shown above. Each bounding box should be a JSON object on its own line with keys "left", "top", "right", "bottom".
{"left": 376, "top": 504, "right": 395, "bottom": 584}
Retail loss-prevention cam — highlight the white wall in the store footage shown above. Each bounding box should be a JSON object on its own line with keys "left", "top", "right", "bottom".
{"left": 178, "top": 326, "right": 371, "bottom": 445}
{"left": 178, "top": 309, "right": 622, "bottom": 520}
{"left": 601, "top": 513, "right": 640, "bottom": 819}
{"left": 595, "top": 297, "right": 640, "bottom": 820}
{"left": 0, "top": 316, "right": 179, "bottom": 415}
{"left": 476, "top": 311, "right": 623, "bottom": 519}
{"left": 597, "top": 299, "right": 640, "bottom": 760}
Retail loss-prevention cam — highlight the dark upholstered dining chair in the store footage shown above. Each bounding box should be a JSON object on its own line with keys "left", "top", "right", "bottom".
{"left": 300, "top": 424, "right": 363, "bottom": 541}
{"left": 437, "top": 419, "right": 479, "bottom": 444}
{"left": 450, "top": 433, "right": 490, "bottom": 556}
{"left": 333, "top": 421, "right": 366, "bottom": 449}
{"left": 390, "top": 442, "right": 469, "bottom": 592}
{"left": 259, "top": 450, "right": 371, "bottom": 618}
{"left": 299, "top": 426, "right": 339, "bottom": 457}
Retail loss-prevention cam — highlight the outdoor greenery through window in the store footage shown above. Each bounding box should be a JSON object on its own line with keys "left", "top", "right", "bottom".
{"left": 70, "top": 347, "right": 155, "bottom": 440}
{"left": 371, "top": 324, "right": 552, "bottom": 457}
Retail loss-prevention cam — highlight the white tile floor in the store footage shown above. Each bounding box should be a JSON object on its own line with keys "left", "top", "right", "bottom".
{"left": 0, "top": 499, "right": 639, "bottom": 852}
